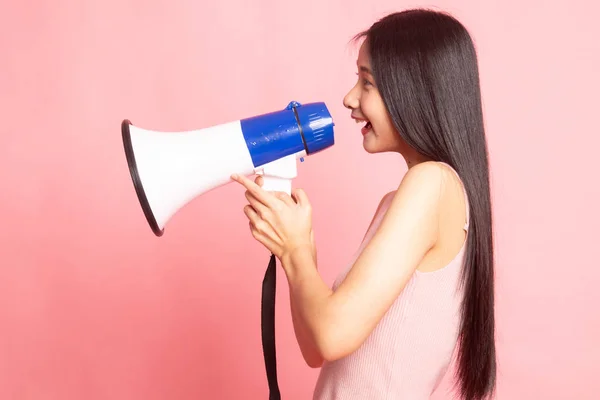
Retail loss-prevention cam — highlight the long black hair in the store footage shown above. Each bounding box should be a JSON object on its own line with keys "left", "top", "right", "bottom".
{"left": 355, "top": 9, "right": 496, "bottom": 400}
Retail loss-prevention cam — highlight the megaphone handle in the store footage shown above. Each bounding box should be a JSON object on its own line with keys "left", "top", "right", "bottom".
{"left": 261, "top": 253, "right": 281, "bottom": 400}
{"left": 261, "top": 176, "right": 292, "bottom": 196}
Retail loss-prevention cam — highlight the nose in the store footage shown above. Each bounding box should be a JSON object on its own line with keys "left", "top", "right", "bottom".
{"left": 343, "top": 83, "right": 360, "bottom": 110}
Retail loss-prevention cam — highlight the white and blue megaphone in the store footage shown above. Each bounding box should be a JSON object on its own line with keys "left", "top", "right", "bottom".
{"left": 122, "top": 101, "right": 335, "bottom": 236}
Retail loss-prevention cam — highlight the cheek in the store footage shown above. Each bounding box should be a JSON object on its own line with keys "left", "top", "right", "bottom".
{"left": 372, "top": 109, "right": 402, "bottom": 147}
{"left": 362, "top": 94, "right": 385, "bottom": 124}
{"left": 360, "top": 97, "right": 379, "bottom": 127}
{"left": 369, "top": 107, "right": 395, "bottom": 137}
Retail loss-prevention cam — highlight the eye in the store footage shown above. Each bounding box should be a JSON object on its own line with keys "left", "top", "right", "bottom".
{"left": 355, "top": 73, "right": 372, "bottom": 88}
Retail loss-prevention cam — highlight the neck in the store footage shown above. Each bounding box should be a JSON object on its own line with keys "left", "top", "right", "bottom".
{"left": 403, "top": 152, "right": 432, "bottom": 169}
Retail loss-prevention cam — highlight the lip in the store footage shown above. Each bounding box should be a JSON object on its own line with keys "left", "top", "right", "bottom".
{"left": 352, "top": 115, "right": 372, "bottom": 135}
{"left": 361, "top": 123, "right": 372, "bottom": 136}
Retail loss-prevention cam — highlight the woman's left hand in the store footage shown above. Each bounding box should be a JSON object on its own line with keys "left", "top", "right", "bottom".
{"left": 231, "top": 173, "right": 314, "bottom": 261}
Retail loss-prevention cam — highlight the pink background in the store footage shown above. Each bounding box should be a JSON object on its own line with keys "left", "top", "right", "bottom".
{"left": 1, "top": 0, "right": 598, "bottom": 399}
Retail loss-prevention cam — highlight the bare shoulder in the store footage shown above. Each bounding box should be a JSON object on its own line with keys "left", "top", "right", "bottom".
{"left": 364, "top": 162, "right": 462, "bottom": 249}
{"left": 400, "top": 160, "right": 452, "bottom": 186}
{"left": 393, "top": 161, "right": 463, "bottom": 201}
{"left": 407, "top": 161, "right": 468, "bottom": 214}
{"left": 376, "top": 162, "right": 461, "bottom": 244}
{"left": 362, "top": 162, "right": 445, "bottom": 251}
{"left": 389, "top": 161, "right": 448, "bottom": 206}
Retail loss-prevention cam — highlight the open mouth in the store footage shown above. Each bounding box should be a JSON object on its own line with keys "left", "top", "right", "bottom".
{"left": 361, "top": 120, "right": 372, "bottom": 135}
{"left": 353, "top": 116, "right": 372, "bottom": 135}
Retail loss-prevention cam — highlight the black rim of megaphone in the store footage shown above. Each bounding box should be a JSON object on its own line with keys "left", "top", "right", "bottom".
{"left": 121, "top": 119, "right": 164, "bottom": 237}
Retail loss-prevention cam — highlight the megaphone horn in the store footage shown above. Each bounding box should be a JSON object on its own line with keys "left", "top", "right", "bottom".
{"left": 122, "top": 101, "right": 335, "bottom": 236}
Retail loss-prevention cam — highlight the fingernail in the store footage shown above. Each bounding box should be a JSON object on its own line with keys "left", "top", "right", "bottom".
{"left": 231, "top": 174, "right": 238, "bottom": 180}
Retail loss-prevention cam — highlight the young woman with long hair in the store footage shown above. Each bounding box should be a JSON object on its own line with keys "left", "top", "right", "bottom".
{"left": 232, "top": 8, "right": 496, "bottom": 400}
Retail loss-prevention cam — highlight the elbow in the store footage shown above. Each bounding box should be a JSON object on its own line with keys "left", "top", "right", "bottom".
{"left": 314, "top": 328, "right": 357, "bottom": 363}
{"left": 318, "top": 346, "right": 352, "bottom": 364}
{"left": 306, "top": 356, "right": 324, "bottom": 369}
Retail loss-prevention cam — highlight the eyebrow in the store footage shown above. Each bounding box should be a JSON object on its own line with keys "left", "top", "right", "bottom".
{"left": 358, "top": 65, "right": 373, "bottom": 75}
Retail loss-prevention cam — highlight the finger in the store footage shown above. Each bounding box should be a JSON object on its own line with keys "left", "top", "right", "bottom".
{"left": 254, "top": 175, "right": 264, "bottom": 187}
{"left": 274, "top": 191, "right": 295, "bottom": 207}
{"left": 243, "top": 204, "right": 261, "bottom": 226}
{"left": 244, "top": 204, "right": 275, "bottom": 234}
{"left": 249, "top": 221, "right": 280, "bottom": 255}
{"left": 245, "top": 190, "right": 272, "bottom": 220}
{"left": 292, "top": 188, "right": 310, "bottom": 207}
{"left": 232, "top": 173, "right": 276, "bottom": 208}
{"left": 244, "top": 206, "right": 279, "bottom": 244}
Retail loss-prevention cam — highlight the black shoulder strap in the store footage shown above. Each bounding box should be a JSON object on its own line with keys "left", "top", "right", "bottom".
{"left": 261, "top": 253, "right": 281, "bottom": 399}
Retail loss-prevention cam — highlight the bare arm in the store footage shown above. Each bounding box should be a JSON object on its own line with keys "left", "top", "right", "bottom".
{"left": 289, "top": 290, "right": 323, "bottom": 367}
{"left": 288, "top": 194, "right": 392, "bottom": 368}
{"left": 288, "top": 230, "right": 324, "bottom": 368}
{"left": 281, "top": 162, "right": 444, "bottom": 362}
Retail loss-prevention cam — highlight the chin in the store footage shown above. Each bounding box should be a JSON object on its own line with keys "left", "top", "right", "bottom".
{"left": 362, "top": 141, "right": 381, "bottom": 154}
{"left": 362, "top": 130, "right": 403, "bottom": 154}
{"left": 362, "top": 134, "right": 383, "bottom": 154}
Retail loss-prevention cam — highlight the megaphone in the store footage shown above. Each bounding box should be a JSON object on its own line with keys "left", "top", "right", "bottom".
{"left": 121, "top": 100, "right": 335, "bottom": 236}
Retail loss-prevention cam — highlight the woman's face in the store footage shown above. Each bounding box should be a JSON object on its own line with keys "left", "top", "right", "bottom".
{"left": 343, "top": 41, "right": 405, "bottom": 154}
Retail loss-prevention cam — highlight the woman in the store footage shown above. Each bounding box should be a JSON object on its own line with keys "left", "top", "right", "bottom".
{"left": 231, "top": 8, "right": 496, "bottom": 400}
